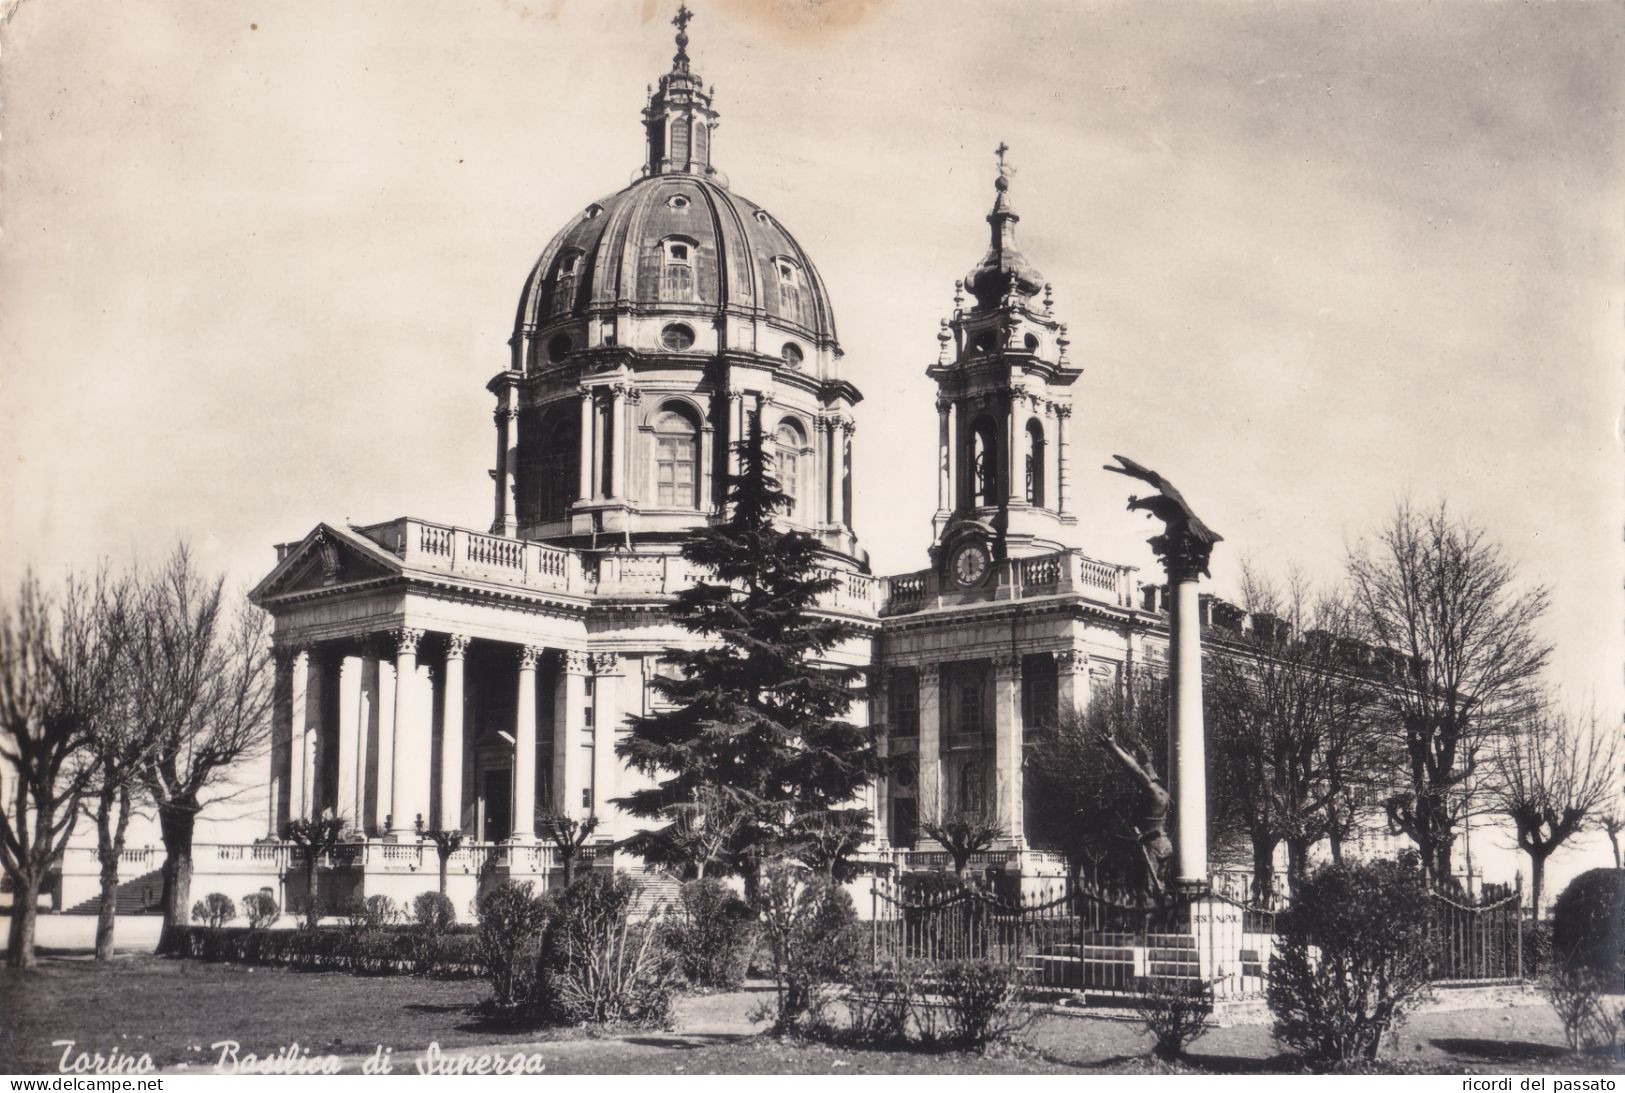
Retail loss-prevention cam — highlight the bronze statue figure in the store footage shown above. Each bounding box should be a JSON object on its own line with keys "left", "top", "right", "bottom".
{"left": 1103, "top": 454, "right": 1223, "bottom": 578}
{"left": 1098, "top": 732, "right": 1173, "bottom": 899}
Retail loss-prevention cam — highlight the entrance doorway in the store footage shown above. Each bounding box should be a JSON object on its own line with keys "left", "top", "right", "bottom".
{"left": 482, "top": 768, "right": 512, "bottom": 842}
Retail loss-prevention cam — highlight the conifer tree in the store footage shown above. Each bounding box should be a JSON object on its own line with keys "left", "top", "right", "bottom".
{"left": 616, "top": 427, "right": 877, "bottom": 880}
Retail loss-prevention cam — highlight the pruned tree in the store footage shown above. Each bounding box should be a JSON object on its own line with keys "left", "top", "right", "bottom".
{"left": 788, "top": 806, "right": 872, "bottom": 881}
{"left": 616, "top": 428, "right": 879, "bottom": 887}
{"left": 1024, "top": 669, "right": 1169, "bottom": 887}
{"left": 1347, "top": 501, "right": 1551, "bottom": 884}
{"left": 1493, "top": 702, "right": 1621, "bottom": 914}
{"left": 128, "top": 547, "right": 275, "bottom": 953}
{"left": 537, "top": 811, "right": 598, "bottom": 887}
{"left": 282, "top": 812, "right": 345, "bottom": 927}
{"left": 0, "top": 570, "right": 130, "bottom": 969}
{"left": 916, "top": 769, "right": 1004, "bottom": 878}
{"left": 1601, "top": 786, "right": 1624, "bottom": 871}
{"left": 1206, "top": 566, "right": 1389, "bottom": 896}
{"left": 83, "top": 700, "right": 163, "bottom": 962}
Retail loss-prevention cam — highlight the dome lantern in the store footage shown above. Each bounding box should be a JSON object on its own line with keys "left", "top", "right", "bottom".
{"left": 642, "top": 4, "right": 721, "bottom": 179}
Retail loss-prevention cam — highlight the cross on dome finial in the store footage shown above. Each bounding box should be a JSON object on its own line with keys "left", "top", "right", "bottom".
{"left": 673, "top": 4, "right": 694, "bottom": 71}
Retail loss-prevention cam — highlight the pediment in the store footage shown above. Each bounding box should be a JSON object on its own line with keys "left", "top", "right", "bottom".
{"left": 251, "top": 523, "right": 402, "bottom": 602}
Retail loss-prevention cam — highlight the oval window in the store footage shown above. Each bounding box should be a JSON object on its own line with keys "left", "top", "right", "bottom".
{"left": 668, "top": 194, "right": 691, "bottom": 210}
{"left": 780, "top": 342, "right": 804, "bottom": 368}
{"left": 1024, "top": 333, "right": 1040, "bottom": 351}
{"left": 753, "top": 210, "right": 771, "bottom": 225}
{"left": 547, "top": 334, "right": 572, "bottom": 361}
{"left": 660, "top": 323, "right": 696, "bottom": 351}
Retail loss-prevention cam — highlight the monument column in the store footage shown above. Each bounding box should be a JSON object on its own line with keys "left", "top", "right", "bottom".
{"left": 388, "top": 628, "right": 425, "bottom": 835}
{"left": 916, "top": 664, "right": 942, "bottom": 829}
{"left": 513, "top": 645, "right": 543, "bottom": 843}
{"left": 439, "top": 635, "right": 470, "bottom": 831}
{"left": 336, "top": 655, "right": 363, "bottom": 830}
{"left": 992, "top": 653, "right": 1025, "bottom": 846}
{"left": 553, "top": 652, "right": 590, "bottom": 817}
{"left": 1165, "top": 547, "right": 1209, "bottom": 886}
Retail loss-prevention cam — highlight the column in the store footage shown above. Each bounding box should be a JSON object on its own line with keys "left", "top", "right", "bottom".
{"left": 870, "top": 668, "right": 890, "bottom": 848}
{"left": 553, "top": 652, "right": 591, "bottom": 818}
{"left": 1006, "top": 394, "right": 1024, "bottom": 504}
{"left": 822, "top": 417, "right": 838, "bottom": 526}
{"left": 388, "top": 628, "right": 425, "bottom": 835}
{"left": 726, "top": 387, "right": 744, "bottom": 480}
{"left": 935, "top": 400, "right": 951, "bottom": 513}
{"left": 917, "top": 664, "right": 942, "bottom": 829}
{"left": 1168, "top": 570, "right": 1207, "bottom": 885}
{"left": 512, "top": 645, "right": 542, "bottom": 842}
{"left": 372, "top": 653, "right": 397, "bottom": 833}
{"left": 1056, "top": 404, "right": 1072, "bottom": 515}
{"left": 439, "top": 635, "right": 470, "bottom": 832}
{"left": 491, "top": 400, "right": 509, "bottom": 531}
{"left": 301, "top": 652, "right": 323, "bottom": 820}
{"left": 610, "top": 383, "right": 628, "bottom": 499}
{"left": 840, "top": 421, "right": 855, "bottom": 528}
{"left": 336, "top": 655, "right": 362, "bottom": 831}
{"left": 270, "top": 648, "right": 296, "bottom": 834}
{"left": 992, "top": 654, "right": 1024, "bottom": 846}
{"left": 577, "top": 385, "right": 594, "bottom": 502}
{"left": 1054, "top": 647, "right": 1090, "bottom": 722}
{"left": 591, "top": 654, "right": 624, "bottom": 834}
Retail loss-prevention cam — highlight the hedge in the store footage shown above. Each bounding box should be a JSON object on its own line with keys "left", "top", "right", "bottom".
{"left": 169, "top": 924, "right": 484, "bottom": 978}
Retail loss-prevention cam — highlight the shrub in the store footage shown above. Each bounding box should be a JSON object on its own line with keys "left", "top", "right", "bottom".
{"left": 1551, "top": 869, "right": 1625, "bottom": 990}
{"left": 753, "top": 863, "right": 864, "bottom": 1035}
{"left": 537, "top": 872, "right": 675, "bottom": 1027}
{"left": 1543, "top": 962, "right": 1620, "bottom": 1053}
{"left": 1267, "top": 861, "right": 1434, "bottom": 1065}
{"left": 845, "top": 963, "right": 925, "bottom": 1047}
{"left": 1131, "top": 977, "right": 1215, "bottom": 1060}
{"left": 241, "top": 891, "right": 280, "bottom": 930}
{"left": 168, "top": 924, "right": 483, "bottom": 975}
{"left": 933, "top": 958, "right": 1034, "bottom": 1052}
{"left": 477, "top": 881, "right": 552, "bottom": 1012}
{"left": 664, "top": 878, "right": 758, "bottom": 990}
{"left": 413, "top": 891, "right": 457, "bottom": 930}
{"left": 349, "top": 894, "right": 401, "bottom": 928}
{"left": 191, "top": 893, "right": 237, "bottom": 930}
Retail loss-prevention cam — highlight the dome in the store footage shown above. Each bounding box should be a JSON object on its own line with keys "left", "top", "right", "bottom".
{"left": 511, "top": 174, "right": 840, "bottom": 354}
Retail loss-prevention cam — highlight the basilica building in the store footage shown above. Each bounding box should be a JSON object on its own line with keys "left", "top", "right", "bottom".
{"left": 248, "top": 13, "right": 1178, "bottom": 902}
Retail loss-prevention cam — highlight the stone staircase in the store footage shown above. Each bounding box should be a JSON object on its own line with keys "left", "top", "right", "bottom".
{"left": 63, "top": 868, "right": 165, "bottom": 916}
{"left": 629, "top": 871, "right": 684, "bottom": 917}
{"left": 1022, "top": 930, "right": 1202, "bottom": 995}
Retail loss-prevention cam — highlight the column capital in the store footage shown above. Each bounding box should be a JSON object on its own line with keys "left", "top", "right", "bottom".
{"left": 493, "top": 405, "right": 519, "bottom": 423}
{"left": 563, "top": 650, "right": 592, "bottom": 675}
{"left": 389, "top": 628, "right": 424, "bottom": 657}
{"left": 919, "top": 662, "right": 941, "bottom": 685}
{"left": 272, "top": 643, "right": 307, "bottom": 670}
{"left": 578, "top": 383, "right": 596, "bottom": 399}
{"left": 445, "top": 633, "right": 472, "bottom": 660}
{"left": 517, "top": 644, "right": 546, "bottom": 670}
{"left": 591, "top": 652, "right": 623, "bottom": 676}
{"left": 1150, "top": 531, "right": 1217, "bottom": 582}
{"left": 1054, "top": 648, "right": 1089, "bottom": 672}
{"left": 992, "top": 652, "right": 1022, "bottom": 678}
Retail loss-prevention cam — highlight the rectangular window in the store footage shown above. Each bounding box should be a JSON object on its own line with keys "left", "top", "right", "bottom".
{"left": 657, "top": 435, "right": 697, "bottom": 507}
{"left": 662, "top": 258, "right": 694, "bottom": 301}
{"left": 891, "top": 673, "right": 918, "bottom": 737}
{"left": 957, "top": 684, "right": 982, "bottom": 736}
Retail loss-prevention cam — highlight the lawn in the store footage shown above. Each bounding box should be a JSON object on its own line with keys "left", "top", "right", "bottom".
{"left": 1, "top": 956, "right": 1619, "bottom": 1075}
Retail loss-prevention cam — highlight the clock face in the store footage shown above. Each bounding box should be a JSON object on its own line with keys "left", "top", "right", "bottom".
{"left": 951, "top": 542, "right": 989, "bottom": 587}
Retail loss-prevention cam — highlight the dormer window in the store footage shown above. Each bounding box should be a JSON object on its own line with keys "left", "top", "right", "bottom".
{"left": 668, "top": 194, "right": 691, "bottom": 210}
{"left": 775, "top": 259, "right": 804, "bottom": 324}
{"left": 551, "top": 251, "right": 582, "bottom": 316}
{"left": 661, "top": 238, "right": 695, "bottom": 301}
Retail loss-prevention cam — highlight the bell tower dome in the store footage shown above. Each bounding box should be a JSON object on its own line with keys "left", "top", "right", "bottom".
{"left": 928, "top": 146, "right": 1082, "bottom": 575}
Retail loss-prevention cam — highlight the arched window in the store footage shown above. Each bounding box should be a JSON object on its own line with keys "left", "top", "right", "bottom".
{"left": 661, "top": 239, "right": 695, "bottom": 301}
{"left": 550, "top": 251, "right": 582, "bottom": 316}
{"left": 775, "top": 259, "right": 804, "bottom": 324}
{"left": 774, "top": 419, "right": 807, "bottom": 520}
{"left": 1025, "top": 420, "right": 1046, "bottom": 506}
{"left": 968, "top": 418, "right": 998, "bottom": 506}
{"left": 537, "top": 407, "right": 579, "bottom": 521}
{"left": 652, "top": 406, "right": 700, "bottom": 509}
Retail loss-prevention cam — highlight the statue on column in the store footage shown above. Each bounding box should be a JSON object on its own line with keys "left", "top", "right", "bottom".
{"left": 1102, "top": 454, "right": 1222, "bottom": 574}
{"left": 1098, "top": 732, "right": 1173, "bottom": 899}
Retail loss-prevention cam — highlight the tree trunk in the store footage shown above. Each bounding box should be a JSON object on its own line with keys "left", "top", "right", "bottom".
{"left": 156, "top": 803, "right": 198, "bottom": 954}
{"left": 94, "top": 856, "right": 120, "bottom": 962}
{"left": 94, "top": 784, "right": 132, "bottom": 962}
{"left": 305, "top": 858, "right": 320, "bottom": 928}
{"left": 1285, "top": 836, "right": 1313, "bottom": 892}
{"left": 1607, "top": 830, "right": 1621, "bottom": 870}
{"left": 439, "top": 854, "right": 449, "bottom": 897}
{"left": 1528, "top": 851, "right": 1548, "bottom": 919}
{"left": 7, "top": 871, "right": 41, "bottom": 970}
{"left": 562, "top": 849, "right": 576, "bottom": 888}
{"left": 1250, "top": 836, "right": 1279, "bottom": 902}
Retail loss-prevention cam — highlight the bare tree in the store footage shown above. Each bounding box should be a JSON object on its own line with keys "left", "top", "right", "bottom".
{"left": 1024, "top": 669, "right": 1170, "bottom": 886}
{"left": 620, "top": 782, "right": 749, "bottom": 880}
{"left": 788, "top": 806, "right": 872, "bottom": 881}
{"left": 1206, "top": 566, "right": 1389, "bottom": 895}
{"left": 1493, "top": 702, "right": 1621, "bottom": 914}
{"left": 0, "top": 571, "right": 129, "bottom": 969}
{"left": 1601, "top": 787, "right": 1624, "bottom": 870}
{"left": 127, "top": 547, "right": 275, "bottom": 953}
{"left": 537, "top": 811, "right": 598, "bottom": 887}
{"left": 1347, "top": 502, "right": 1551, "bottom": 885}
{"left": 83, "top": 704, "right": 163, "bottom": 962}
{"left": 282, "top": 812, "right": 345, "bottom": 927}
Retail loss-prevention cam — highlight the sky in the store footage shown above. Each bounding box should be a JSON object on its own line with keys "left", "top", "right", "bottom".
{"left": 2, "top": 0, "right": 1622, "bottom": 892}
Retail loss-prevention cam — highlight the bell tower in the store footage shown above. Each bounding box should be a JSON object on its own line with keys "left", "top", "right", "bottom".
{"left": 928, "top": 146, "right": 1082, "bottom": 586}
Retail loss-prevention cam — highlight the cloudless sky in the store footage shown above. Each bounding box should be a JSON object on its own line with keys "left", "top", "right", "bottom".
{"left": 2, "top": 0, "right": 1621, "bottom": 890}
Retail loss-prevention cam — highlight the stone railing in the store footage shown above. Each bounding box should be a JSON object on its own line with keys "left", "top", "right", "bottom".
{"left": 881, "top": 549, "right": 1137, "bottom": 616}
{"left": 360, "top": 518, "right": 584, "bottom": 594}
